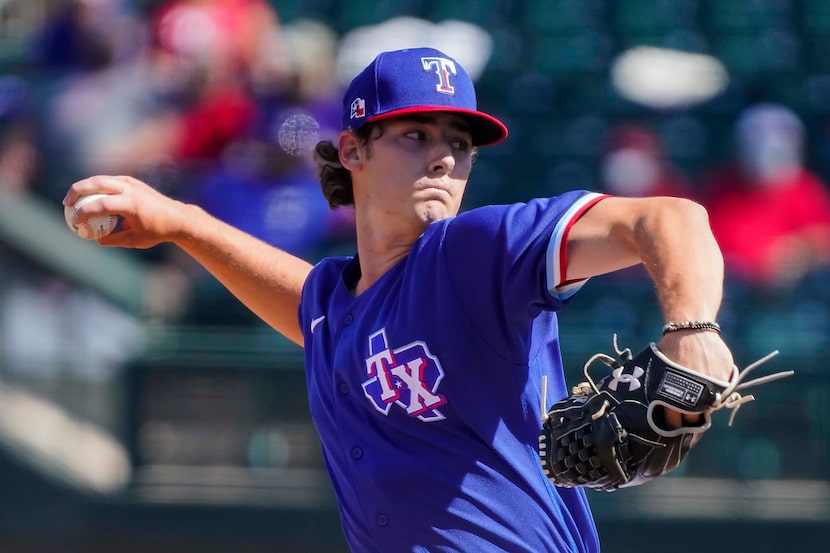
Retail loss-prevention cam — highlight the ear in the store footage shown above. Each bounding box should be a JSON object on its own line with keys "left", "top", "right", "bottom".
{"left": 338, "top": 131, "right": 363, "bottom": 171}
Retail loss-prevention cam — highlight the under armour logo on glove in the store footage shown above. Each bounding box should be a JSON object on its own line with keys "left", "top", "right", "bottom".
{"left": 608, "top": 366, "right": 644, "bottom": 392}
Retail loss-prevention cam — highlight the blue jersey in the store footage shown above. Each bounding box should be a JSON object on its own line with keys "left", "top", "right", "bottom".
{"left": 299, "top": 191, "right": 607, "bottom": 553}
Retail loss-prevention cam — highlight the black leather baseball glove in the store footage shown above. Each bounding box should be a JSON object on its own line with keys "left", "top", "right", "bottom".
{"left": 539, "top": 338, "right": 792, "bottom": 492}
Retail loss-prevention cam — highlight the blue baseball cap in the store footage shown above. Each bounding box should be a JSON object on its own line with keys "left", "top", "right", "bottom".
{"left": 342, "top": 47, "right": 508, "bottom": 146}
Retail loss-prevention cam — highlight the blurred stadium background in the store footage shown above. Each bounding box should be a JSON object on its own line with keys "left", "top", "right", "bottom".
{"left": 1, "top": 1, "right": 830, "bottom": 552}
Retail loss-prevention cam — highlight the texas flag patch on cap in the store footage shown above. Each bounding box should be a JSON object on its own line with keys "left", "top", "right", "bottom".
{"left": 350, "top": 97, "right": 366, "bottom": 120}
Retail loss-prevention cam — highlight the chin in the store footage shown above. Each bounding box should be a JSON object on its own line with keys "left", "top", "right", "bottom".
{"left": 420, "top": 202, "right": 453, "bottom": 224}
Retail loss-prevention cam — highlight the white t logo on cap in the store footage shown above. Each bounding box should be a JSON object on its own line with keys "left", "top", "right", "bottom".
{"left": 421, "top": 57, "right": 457, "bottom": 95}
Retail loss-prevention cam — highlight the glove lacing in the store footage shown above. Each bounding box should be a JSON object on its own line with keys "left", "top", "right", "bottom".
{"left": 713, "top": 350, "right": 794, "bottom": 426}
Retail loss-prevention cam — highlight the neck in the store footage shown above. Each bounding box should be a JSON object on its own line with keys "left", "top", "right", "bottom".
{"left": 353, "top": 240, "right": 412, "bottom": 296}
{"left": 349, "top": 177, "right": 441, "bottom": 294}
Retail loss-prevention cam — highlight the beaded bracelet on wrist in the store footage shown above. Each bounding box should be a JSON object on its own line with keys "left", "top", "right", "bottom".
{"left": 662, "top": 321, "right": 721, "bottom": 335}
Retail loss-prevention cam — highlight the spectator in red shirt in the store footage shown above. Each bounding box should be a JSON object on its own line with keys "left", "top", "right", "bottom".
{"left": 599, "top": 124, "right": 693, "bottom": 198}
{"left": 698, "top": 103, "right": 830, "bottom": 287}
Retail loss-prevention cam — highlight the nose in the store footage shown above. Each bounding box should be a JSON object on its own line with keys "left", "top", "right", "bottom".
{"left": 429, "top": 141, "right": 455, "bottom": 175}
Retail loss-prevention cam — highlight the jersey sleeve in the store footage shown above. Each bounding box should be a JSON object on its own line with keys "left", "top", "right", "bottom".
{"left": 443, "top": 191, "right": 607, "bottom": 313}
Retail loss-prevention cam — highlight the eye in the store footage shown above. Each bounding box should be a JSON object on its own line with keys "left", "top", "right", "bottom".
{"left": 404, "top": 130, "right": 426, "bottom": 141}
{"left": 451, "top": 138, "right": 471, "bottom": 152}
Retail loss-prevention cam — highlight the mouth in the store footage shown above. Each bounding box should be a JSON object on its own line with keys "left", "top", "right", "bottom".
{"left": 417, "top": 181, "right": 452, "bottom": 195}
{"left": 416, "top": 187, "right": 451, "bottom": 203}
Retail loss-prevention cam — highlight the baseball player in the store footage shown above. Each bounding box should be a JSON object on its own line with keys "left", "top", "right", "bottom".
{"left": 65, "top": 47, "right": 736, "bottom": 552}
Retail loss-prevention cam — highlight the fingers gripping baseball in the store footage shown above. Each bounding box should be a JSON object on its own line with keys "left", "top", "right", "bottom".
{"left": 64, "top": 193, "right": 122, "bottom": 239}
{"left": 63, "top": 175, "right": 187, "bottom": 248}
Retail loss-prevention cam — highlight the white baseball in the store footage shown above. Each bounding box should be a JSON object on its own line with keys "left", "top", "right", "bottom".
{"left": 64, "top": 194, "right": 120, "bottom": 240}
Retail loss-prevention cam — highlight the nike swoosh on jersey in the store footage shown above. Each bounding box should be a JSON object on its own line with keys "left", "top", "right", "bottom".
{"left": 310, "top": 315, "right": 326, "bottom": 334}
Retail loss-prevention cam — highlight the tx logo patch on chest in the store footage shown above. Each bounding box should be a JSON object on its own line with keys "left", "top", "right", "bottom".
{"left": 362, "top": 329, "right": 446, "bottom": 422}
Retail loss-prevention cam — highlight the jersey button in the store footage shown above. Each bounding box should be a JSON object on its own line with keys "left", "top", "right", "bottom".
{"left": 338, "top": 381, "right": 349, "bottom": 395}
{"left": 351, "top": 447, "right": 363, "bottom": 460}
{"left": 376, "top": 513, "right": 389, "bottom": 527}
{"left": 343, "top": 313, "right": 354, "bottom": 325}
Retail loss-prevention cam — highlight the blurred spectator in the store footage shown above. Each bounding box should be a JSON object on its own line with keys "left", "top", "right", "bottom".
{"left": 211, "top": 16, "right": 352, "bottom": 254}
{"left": 191, "top": 128, "right": 348, "bottom": 260}
{"left": 0, "top": 76, "right": 38, "bottom": 194}
{"left": 147, "top": 0, "right": 280, "bottom": 167}
{"left": 599, "top": 124, "right": 692, "bottom": 198}
{"left": 30, "top": 0, "right": 168, "bottom": 198}
{"left": 251, "top": 18, "right": 343, "bottom": 142}
{"left": 30, "top": 0, "right": 145, "bottom": 73}
{"left": 698, "top": 103, "right": 830, "bottom": 288}
{"left": 33, "top": 0, "right": 283, "bottom": 198}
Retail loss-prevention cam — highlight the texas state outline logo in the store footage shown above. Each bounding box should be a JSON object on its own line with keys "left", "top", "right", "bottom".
{"left": 362, "top": 328, "right": 447, "bottom": 422}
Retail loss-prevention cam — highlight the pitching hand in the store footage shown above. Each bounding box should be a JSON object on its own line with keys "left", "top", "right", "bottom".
{"left": 63, "top": 175, "right": 189, "bottom": 249}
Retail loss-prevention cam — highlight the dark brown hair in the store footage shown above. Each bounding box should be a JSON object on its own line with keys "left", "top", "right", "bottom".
{"left": 314, "top": 124, "right": 379, "bottom": 209}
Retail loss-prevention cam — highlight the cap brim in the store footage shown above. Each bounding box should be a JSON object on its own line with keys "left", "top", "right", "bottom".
{"left": 367, "top": 106, "right": 508, "bottom": 146}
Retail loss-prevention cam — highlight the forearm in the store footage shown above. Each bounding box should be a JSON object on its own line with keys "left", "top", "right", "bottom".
{"left": 173, "top": 204, "right": 312, "bottom": 346}
{"left": 65, "top": 175, "right": 312, "bottom": 346}
{"left": 632, "top": 198, "right": 724, "bottom": 323}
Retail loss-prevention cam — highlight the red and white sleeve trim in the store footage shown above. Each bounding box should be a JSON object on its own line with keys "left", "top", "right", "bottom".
{"left": 545, "top": 193, "right": 609, "bottom": 300}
